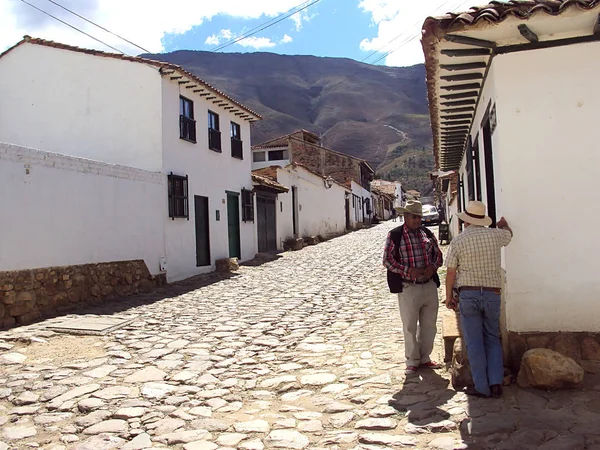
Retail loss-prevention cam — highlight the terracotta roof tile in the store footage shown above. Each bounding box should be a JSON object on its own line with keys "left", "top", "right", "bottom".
{"left": 1, "top": 36, "right": 261, "bottom": 120}
{"left": 252, "top": 166, "right": 280, "bottom": 181}
{"left": 251, "top": 173, "right": 289, "bottom": 193}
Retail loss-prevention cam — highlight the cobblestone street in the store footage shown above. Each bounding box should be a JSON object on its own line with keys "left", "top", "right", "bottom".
{"left": 1, "top": 220, "right": 600, "bottom": 450}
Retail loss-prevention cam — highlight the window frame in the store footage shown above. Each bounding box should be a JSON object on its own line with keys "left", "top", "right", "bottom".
{"left": 230, "top": 121, "right": 243, "bottom": 160}
{"left": 208, "top": 110, "right": 222, "bottom": 152}
{"left": 268, "top": 149, "right": 288, "bottom": 161}
{"left": 241, "top": 188, "right": 254, "bottom": 222}
{"left": 253, "top": 151, "right": 266, "bottom": 162}
{"left": 168, "top": 172, "right": 189, "bottom": 220}
{"left": 179, "top": 96, "right": 196, "bottom": 143}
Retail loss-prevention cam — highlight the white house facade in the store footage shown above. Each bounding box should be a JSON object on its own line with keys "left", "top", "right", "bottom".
{"left": 0, "top": 37, "right": 261, "bottom": 283}
{"left": 422, "top": 0, "right": 600, "bottom": 368}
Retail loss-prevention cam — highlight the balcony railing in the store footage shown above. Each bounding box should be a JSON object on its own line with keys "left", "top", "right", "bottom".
{"left": 209, "top": 128, "right": 222, "bottom": 152}
{"left": 231, "top": 138, "right": 243, "bottom": 159}
{"left": 179, "top": 116, "right": 196, "bottom": 142}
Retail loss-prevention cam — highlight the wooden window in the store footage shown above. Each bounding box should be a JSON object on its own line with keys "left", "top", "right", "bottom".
{"left": 208, "top": 110, "right": 221, "bottom": 152}
{"left": 230, "top": 122, "right": 243, "bottom": 159}
{"left": 179, "top": 97, "right": 196, "bottom": 143}
{"left": 253, "top": 151, "right": 265, "bottom": 162}
{"left": 268, "top": 149, "right": 288, "bottom": 161}
{"left": 466, "top": 138, "right": 475, "bottom": 201}
{"left": 241, "top": 188, "right": 254, "bottom": 222}
{"left": 168, "top": 173, "right": 189, "bottom": 220}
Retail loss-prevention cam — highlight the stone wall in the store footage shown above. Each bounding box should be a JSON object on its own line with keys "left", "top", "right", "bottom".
{"left": 0, "top": 260, "right": 166, "bottom": 329}
{"left": 507, "top": 331, "right": 600, "bottom": 372}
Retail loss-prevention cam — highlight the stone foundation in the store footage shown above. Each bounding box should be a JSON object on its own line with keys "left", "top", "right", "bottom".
{"left": 0, "top": 260, "right": 166, "bottom": 330}
{"left": 507, "top": 331, "right": 600, "bottom": 372}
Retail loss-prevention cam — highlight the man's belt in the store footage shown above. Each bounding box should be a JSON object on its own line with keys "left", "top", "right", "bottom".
{"left": 402, "top": 277, "right": 433, "bottom": 285}
{"left": 459, "top": 286, "right": 501, "bottom": 293}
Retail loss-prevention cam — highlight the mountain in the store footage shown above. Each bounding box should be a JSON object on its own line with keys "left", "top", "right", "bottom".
{"left": 142, "top": 50, "right": 435, "bottom": 195}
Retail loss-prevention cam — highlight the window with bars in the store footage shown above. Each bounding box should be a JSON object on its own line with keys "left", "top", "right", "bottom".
{"left": 241, "top": 188, "right": 254, "bottom": 222}
{"left": 179, "top": 97, "right": 196, "bottom": 143}
{"left": 168, "top": 173, "right": 189, "bottom": 220}
{"left": 230, "top": 121, "right": 243, "bottom": 159}
{"left": 208, "top": 110, "right": 221, "bottom": 152}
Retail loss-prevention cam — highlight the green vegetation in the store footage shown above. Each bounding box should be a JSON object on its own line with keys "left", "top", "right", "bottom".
{"left": 376, "top": 147, "right": 435, "bottom": 196}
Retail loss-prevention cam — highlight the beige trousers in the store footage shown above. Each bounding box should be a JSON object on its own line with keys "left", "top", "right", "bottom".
{"left": 397, "top": 280, "right": 439, "bottom": 367}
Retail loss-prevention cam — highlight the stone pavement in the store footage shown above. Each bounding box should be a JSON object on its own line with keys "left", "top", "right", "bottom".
{"left": 1, "top": 220, "right": 600, "bottom": 450}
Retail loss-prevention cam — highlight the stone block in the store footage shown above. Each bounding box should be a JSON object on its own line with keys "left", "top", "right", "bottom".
{"left": 216, "top": 258, "right": 240, "bottom": 273}
{"left": 450, "top": 338, "right": 473, "bottom": 390}
{"left": 1, "top": 316, "right": 16, "bottom": 330}
{"left": 16, "top": 291, "right": 34, "bottom": 303}
{"left": 284, "top": 238, "right": 304, "bottom": 251}
{"left": 304, "top": 236, "right": 320, "bottom": 246}
{"left": 3, "top": 291, "right": 17, "bottom": 305}
{"left": 517, "top": 348, "right": 584, "bottom": 390}
{"left": 581, "top": 336, "right": 600, "bottom": 361}
{"left": 7, "top": 303, "right": 33, "bottom": 317}
{"left": 549, "top": 334, "right": 582, "bottom": 363}
{"left": 16, "top": 310, "right": 42, "bottom": 325}
{"left": 0, "top": 303, "right": 4, "bottom": 318}
{"left": 138, "top": 279, "right": 154, "bottom": 292}
{"left": 526, "top": 334, "right": 551, "bottom": 350}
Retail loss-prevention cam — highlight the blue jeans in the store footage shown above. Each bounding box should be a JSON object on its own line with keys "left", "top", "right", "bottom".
{"left": 459, "top": 289, "right": 504, "bottom": 397}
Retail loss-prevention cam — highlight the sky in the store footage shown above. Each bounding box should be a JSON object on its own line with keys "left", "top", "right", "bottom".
{"left": 0, "top": 0, "right": 477, "bottom": 67}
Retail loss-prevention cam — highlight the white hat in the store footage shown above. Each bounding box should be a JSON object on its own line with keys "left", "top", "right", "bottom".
{"left": 457, "top": 201, "right": 492, "bottom": 226}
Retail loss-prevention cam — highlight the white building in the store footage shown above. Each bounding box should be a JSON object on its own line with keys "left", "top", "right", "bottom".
{"left": 253, "top": 164, "right": 351, "bottom": 250}
{"left": 422, "top": 0, "right": 600, "bottom": 368}
{"left": 0, "top": 37, "right": 261, "bottom": 283}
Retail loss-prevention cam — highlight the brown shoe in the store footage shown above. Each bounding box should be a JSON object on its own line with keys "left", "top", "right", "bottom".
{"left": 491, "top": 384, "right": 503, "bottom": 398}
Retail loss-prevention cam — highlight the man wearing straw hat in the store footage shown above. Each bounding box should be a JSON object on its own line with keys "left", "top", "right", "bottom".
{"left": 383, "top": 200, "right": 443, "bottom": 376}
{"left": 445, "top": 201, "right": 513, "bottom": 398}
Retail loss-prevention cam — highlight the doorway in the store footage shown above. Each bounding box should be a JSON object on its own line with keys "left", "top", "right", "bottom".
{"left": 194, "top": 196, "right": 210, "bottom": 266}
{"left": 226, "top": 192, "right": 241, "bottom": 258}
{"left": 257, "top": 193, "right": 277, "bottom": 252}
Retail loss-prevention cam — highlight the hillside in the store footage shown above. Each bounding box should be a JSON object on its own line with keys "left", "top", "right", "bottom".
{"left": 142, "top": 50, "right": 434, "bottom": 194}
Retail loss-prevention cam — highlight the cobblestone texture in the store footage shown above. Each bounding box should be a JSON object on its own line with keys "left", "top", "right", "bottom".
{"left": 1, "top": 221, "right": 600, "bottom": 449}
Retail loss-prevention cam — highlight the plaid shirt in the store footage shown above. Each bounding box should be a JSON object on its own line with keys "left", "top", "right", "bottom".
{"left": 445, "top": 225, "right": 512, "bottom": 288}
{"left": 383, "top": 226, "right": 443, "bottom": 279}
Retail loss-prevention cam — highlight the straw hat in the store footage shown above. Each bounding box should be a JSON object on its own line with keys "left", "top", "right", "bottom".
{"left": 457, "top": 201, "right": 492, "bottom": 226}
{"left": 396, "top": 200, "right": 423, "bottom": 216}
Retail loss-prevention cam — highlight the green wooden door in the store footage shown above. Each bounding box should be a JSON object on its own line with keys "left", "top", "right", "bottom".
{"left": 226, "top": 192, "right": 241, "bottom": 258}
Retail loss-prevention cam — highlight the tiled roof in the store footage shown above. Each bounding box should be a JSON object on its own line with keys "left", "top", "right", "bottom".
{"left": 252, "top": 166, "right": 280, "bottom": 181}
{"left": 1, "top": 36, "right": 261, "bottom": 121}
{"left": 251, "top": 172, "right": 289, "bottom": 193}
{"left": 421, "top": 0, "right": 600, "bottom": 171}
{"left": 423, "top": 0, "right": 600, "bottom": 32}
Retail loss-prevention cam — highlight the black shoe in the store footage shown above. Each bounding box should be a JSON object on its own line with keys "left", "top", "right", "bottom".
{"left": 491, "top": 384, "right": 503, "bottom": 398}
{"left": 464, "top": 386, "right": 490, "bottom": 398}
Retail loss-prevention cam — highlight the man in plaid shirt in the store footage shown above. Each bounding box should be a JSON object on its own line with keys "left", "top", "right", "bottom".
{"left": 445, "top": 200, "right": 513, "bottom": 398}
{"left": 383, "top": 200, "right": 443, "bottom": 376}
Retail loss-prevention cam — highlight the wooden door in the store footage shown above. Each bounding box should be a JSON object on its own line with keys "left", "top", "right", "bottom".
{"left": 257, "top": 193, "right": 277, "bottom": 252}
{"left": 226, "top": 192, "right": 241, "bottom": 258}
{"left": 194, "top": 196, "right": 210, "bottom": 266}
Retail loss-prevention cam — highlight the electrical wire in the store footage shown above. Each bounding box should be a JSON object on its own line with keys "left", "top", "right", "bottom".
{"left": 42, "top": 0, "right": 150, "bottom": 53}
{"left": 18, "top": 0, "right": 125, "bottom": 53}
{"left": 211, "top": 0, "right": 320, "bottom": 52}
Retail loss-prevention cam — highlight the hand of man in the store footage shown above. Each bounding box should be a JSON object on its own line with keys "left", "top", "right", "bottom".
{"left": 445, "top": 297, "right": 458, "bottom": 311}
{"left": 497, "top": 216, "right": 509, "bottom": 228}
{"left": 409, "top": 267, "right": 423, "bottom": 279}
{"left": 423, "top": 265, "right": 436, "bottom": 279}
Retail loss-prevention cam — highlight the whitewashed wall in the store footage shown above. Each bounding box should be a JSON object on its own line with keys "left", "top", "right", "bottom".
{"left": 489, "top": 41, "right": 600, "bottom": 333}
{"left": 161, "top": 78, "right": 257, "bottom": 282}
{"left": 276, "top": 166, "right": 347, "bottom": 240}
{"left": 0, "top": 143, "right": 165, "bottom": 274}
{"left": 0, "top": 43, "right": 163, "bottom": 172}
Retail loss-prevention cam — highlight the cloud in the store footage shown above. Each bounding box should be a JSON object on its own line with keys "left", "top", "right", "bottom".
{"left": 281, "top": 34, "right": 293, "bottom": 44}
{"left": 358, "top": 0, "right": 475, "bottom": 66}
{"left": 205, "top": 29, "right": 233, "bottom": 46}
{"left": 236, "top": 36, "right": 276, "bottom": 49}
{"left": 0, "top": 0, "right": 314, "bottom": 55}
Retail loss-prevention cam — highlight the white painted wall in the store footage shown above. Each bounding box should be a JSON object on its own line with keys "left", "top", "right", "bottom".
{"left": 0, "top": 143, "right": 165, "bottom": 274}
{"left": 0, "top": 43, "right": 163, "bottom": 172}
{"left": 161, "top": 78, "right": 257, "bottom": 282}
{"left": 464, "top": 41, "right": 600, "bottom": 332}
{"left": 276, "top": 166, "right": 348, "bottom": 240}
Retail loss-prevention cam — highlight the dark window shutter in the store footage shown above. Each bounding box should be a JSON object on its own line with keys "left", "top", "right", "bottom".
{"left": 466, "top": 138, "right": 475, "bottom": 201}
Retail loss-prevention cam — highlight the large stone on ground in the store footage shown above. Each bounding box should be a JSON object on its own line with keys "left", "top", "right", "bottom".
{"left": 450, "top": 338, "right": 473, "bottom": 390}
{"left": 517, "top": 348, "right": 584, "bottom": 390}
{"left": 215, "top": 258, "right": 239, "bottom": 272}
{"left": 265, "top": 430, "right": 309, "bottom": 449}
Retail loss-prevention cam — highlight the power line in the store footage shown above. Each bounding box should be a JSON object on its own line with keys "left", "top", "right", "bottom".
{"left": 212, "top": 0, "right": 320, "bottom": 52}
{"left": 42, "top": 0, "right": 150, "bottom": 53}
{"left": 18, "top": 0, "right": 125, "bottom": 53}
